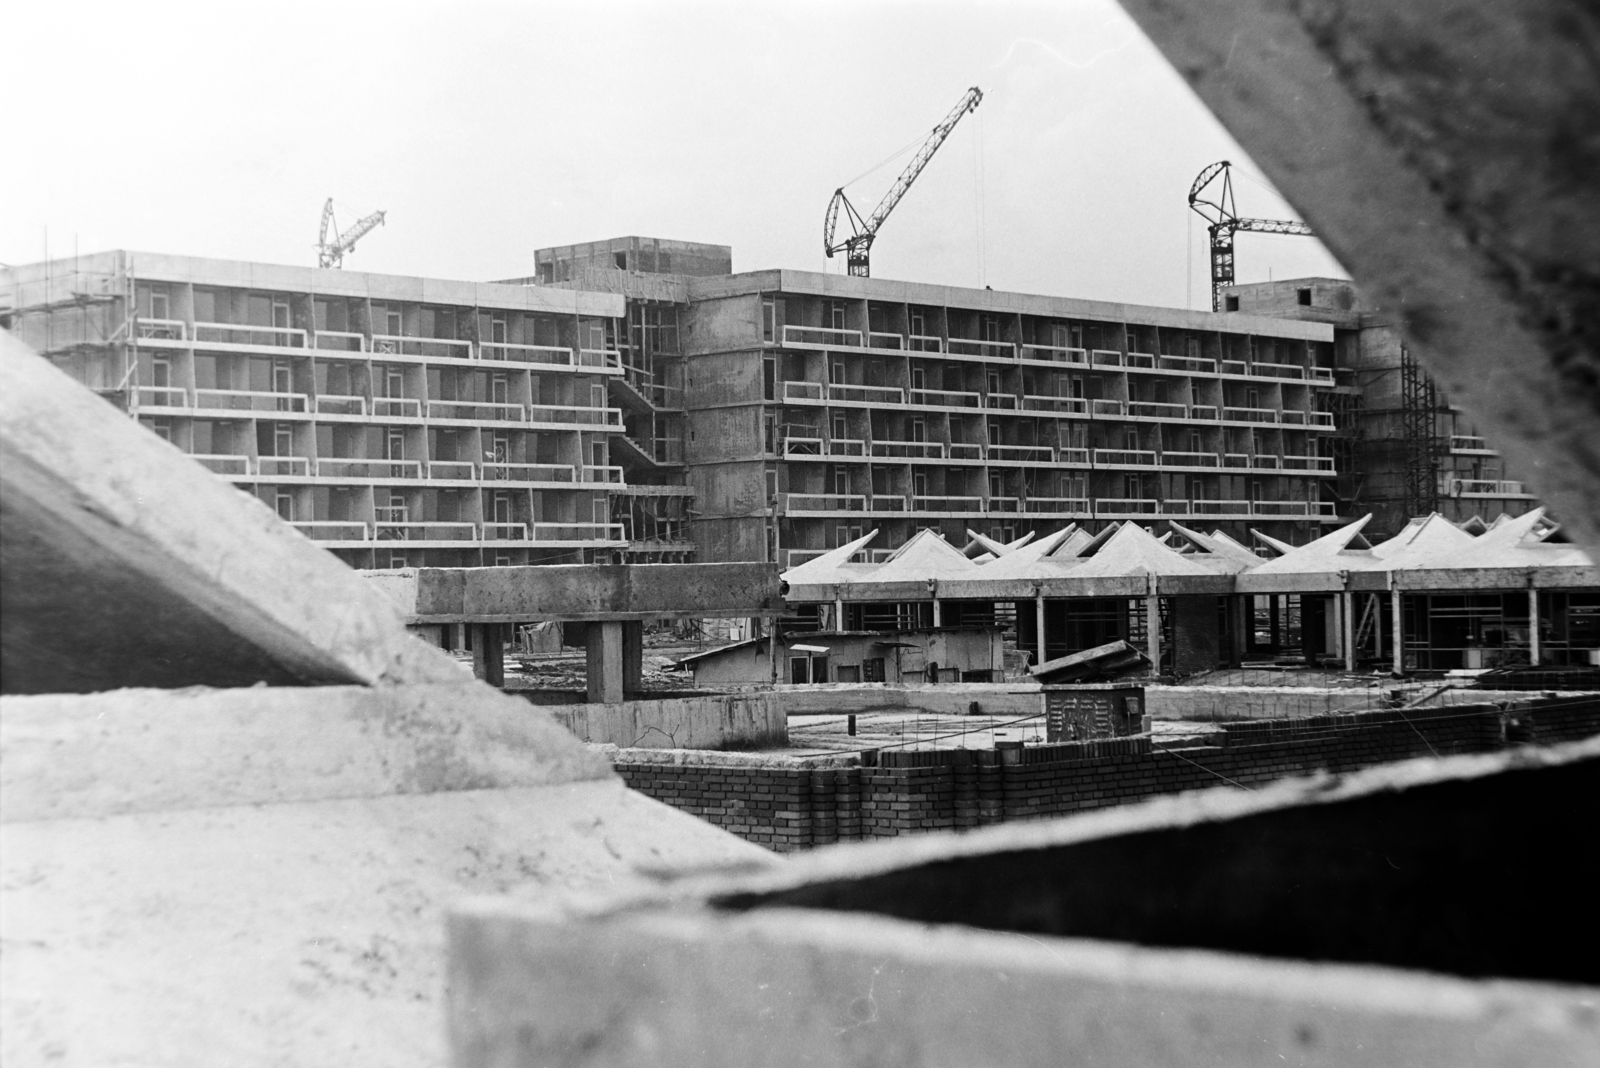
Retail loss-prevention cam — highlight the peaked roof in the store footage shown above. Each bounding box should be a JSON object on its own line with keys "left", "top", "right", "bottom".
{"left": 963, "top": 528, "right": 1035, "bottom": 558}
{"left": 1247, "top": 514, "right": 1375, "bottom": 575}
{"left": 1424, "top": 507, "right": 1592, "bottom": 570}
{"left": 976, "top": 526, "right": 1081, "bottom": 581}
{"left": 1060, "top": 521, "right": 1215, "bottom": 579}
{"left": 1167, "top": 521, "right": 1264, "bottom": 573}
{"left": 868, "top": 528, "right": 981, "bottom": 583}
{"left": 1366, "top": 513, "right": 1479, "bottom": 569}
{"left": 780, "top": 528, "right": 879, "bottom": 587}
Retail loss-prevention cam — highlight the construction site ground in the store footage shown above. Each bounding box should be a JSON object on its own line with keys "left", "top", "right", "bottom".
{"left": 778, "top": 711, "right": 1220, "bottom": 758}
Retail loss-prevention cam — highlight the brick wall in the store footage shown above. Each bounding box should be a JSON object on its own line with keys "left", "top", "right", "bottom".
{"left": 613, "top": 697, "right": 1600, "bottom": 852}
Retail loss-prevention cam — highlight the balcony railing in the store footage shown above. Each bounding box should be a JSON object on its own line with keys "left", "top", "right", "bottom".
{"left": 136, "top": 385, "right": 189, "bottom": 408}
{"left": 1020, "top": 395, "right": 1088, "bottom": 415}
{"left": 426, "top": 461, "right": 476, "bottom": 480}
{"left": 913, "top": 495, "right": 984, "bottom": 512}
{"left": 1222, "top": 406, "right": 1279, "bottom": 423}
{"left": 867, "top": 331, "right": 905, "bottom": 350}
{"left": 312, "top": 330, "right": 366, "bottom": 353}
{"left": 1189, "top": 405, "right": 1219, "bottom": 420}
{"left": 194, "top": 321, "right": 308, "bottom": 348}
{"left": 988, "top": 444, "right": 1055, "bottom": 463}
{"left": 580, "top": 465, "right": 625, "bottom": 483}
{"left": 1158, "top": 354, "right": 1216, "bottom": 374}
{"left": 1023, "top": 497, "right": 1090, "bottom": 515}
{"left": 257, "top": 456, "right": 311, "bottom": 477}
{"left": 1093, "top": 449, "right": 1158, "bottom": 466}
{"left": 1019, "top": 345, "right": 1089, "bottom": 366}
{"left": 317, "top": 457, "right": 422, "bottom": 479}
{"left": 1057, "top": 447, "right": 1090, "bottom": 465}
{"left": 1308, "top": 367, "right": 1335, "bottom": 384}
{"left": 830, "top": 383, "right": 905, "bottom": 405}
{"left": 983, "top": 393, "right": 1018, "bottom": 410}
{"left": 909, "top": 387, "right": 980, "bottom": 408}
{"left": 1252, "top": 454, "right": 1281, "bottom": 470}
{"left": 1090, "top": 399, "right": 1126, "bottom": 417}
{"left": 870, "top": 496, "right": 907, "bottom": 512}
{"left": 1128, "top": 401, "right": 1188, "bottom": 419}
{"left": 1441, "top": 478, "right": 1529, "bottom": 497}
{"left": 1251, "top": 500, "right": 1337, "bottom": 516}
{"left": 482, "top": 522, "right": 531, "bottom": 541}
{"left": 315, "top": 394, "right": 367, "bottom": 416}
{"left": 1095, "top": 498, "right": 1159, "bottom": 514}
{"left": 1160, "top": 451, "right": 1219, "bottom": 468}
{"left": 1282, "top": 454, "right": 1336, "bottom": 472}
{"left": 482, "top": 462, "right": 580, "bottom": 483}
{"left": 1091, "top": 349, "right": 1123, "bottom": 367}
{"left": 1220, "top": 359, "right": 1248, "bottom": 376}
{"left": 577, "top": 348, "right": 623, "bottom": 370}
{"left": 783, "top": 381, "right": 824, "bottom": 402}
{"left": 824, "top": 438, "right": 867, "bottom": 456}
{"left": 375, "top": 521, "right": 478, "bottom": 542}
{"left": 782, "top": 325, "right": 863, "bottom": 348}
{"left": 784, "top": 493, "right": 867, "bottom": 513}
{"left": 426, "top": 400, "right": 527, "bottom": 422}
{"left": 531, "top": 522, "right": 626, "bottom": 543}
{"left": 1189, "top": 499, "right": 1253, "bottom": 515}
{"left": 481, "top": 341, "right": 576, "bottom": 366}
{"left": 135, "top": 318, "right": 188, "bottom": 341}
{"left": 372, "top": 335, "right": 473, "bottom": 360}
{"left": 1251, "top": 361, "right": 1305, "bottom": 379}
{"left": 908, "top": 334, "right": 944, "bottom": 353}
{"left": 783, "top": 436, "right": 823, "bottom": 456}
{"left": 292, "top": 521, "right": 371, "bottom": 542}
{"left": 372, "top": 397, "right": 423, "bottom": 419}
{"left": 526, "top": 404, "right": 623, "bottom": 428}
{"left": 1450, "top": 435, "right": 1494, "bottom": 453}
{"left": 947, "top": 338, "right": 1013, "bottom": 359}
{"left": 948, "top": 443, "right": 984, "bottom": 460}
{"left": 193, "top": 388, "right": 310, "bottom": 413}
{"left": 1125, "top": 351, "right": 1157, "bottom": 369}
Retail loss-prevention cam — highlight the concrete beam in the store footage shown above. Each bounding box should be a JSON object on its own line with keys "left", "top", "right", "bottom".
{"left": 586, "top": 621, "right": 624, "bottom": 705}
{"left": 1114, "top": 0, "right": 1600, "bottom": 553}
{"left": 369, "top": 562, "right": 783, "bottom": 624}
{"left": 0, "top": 334, "right": 462, "bottom": 693}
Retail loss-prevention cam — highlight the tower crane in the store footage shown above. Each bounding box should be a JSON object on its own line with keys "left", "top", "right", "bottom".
{"left": 316, "top": 198, "right": 387, "bottom": 269}
{"left": 1187, "top": 161, "right": 1313, "bottom": 311}
{"left": 824, "top": 86, "right": 983, "bottom": 278}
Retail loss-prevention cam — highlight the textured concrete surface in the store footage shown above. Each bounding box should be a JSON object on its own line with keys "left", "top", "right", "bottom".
{"left": 448, "top": 739, "right": 1600, "bottom": 1067}
{"left": 0, "top": 684, "right": 775, "bottom": 1068}
{"left": 549, "top": 692, "right": 787, "bottom": 750}
{"left": 0, "top": 333, "right": 462, "bottom": 692}
{"left": 1115, "top": 0, "right": 1600, "bottom": 552}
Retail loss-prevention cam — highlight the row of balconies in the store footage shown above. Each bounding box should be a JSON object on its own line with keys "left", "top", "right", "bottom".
{"left": 189, "top": 452, "right": 624, "bottom": 486}
{"left": 779, "top": 325, "right": 1335, "bottom": 384}
{"left": 1448, "top": 435, "right": 1500, "bottom": 456}
{"left": 290, "top": 519, "right": 626, "bottom": 548}
{"left": 779, "top": 381, "right": 1334, "bottom": 428}
{"left": 1439, "top": 477, "right": 1533, "bottom": 498}
{"left": 135, "top": 386, "right": 623, "bottom": 430}
{"left": 135, "top": 318, "right": 623, "bottom": 372}
{"left": 780, "top": 493, "right": 1337, "bottom": 519}
{"left": 779, "top": 436, "right": 1334, "bottom": 473}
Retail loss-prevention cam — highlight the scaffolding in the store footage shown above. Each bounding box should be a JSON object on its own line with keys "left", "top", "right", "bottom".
{"left": 1400, "top": 346, "right": 1441, "bottom": 518}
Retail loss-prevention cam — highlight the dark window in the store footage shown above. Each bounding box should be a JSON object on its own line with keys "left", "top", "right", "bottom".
{"left": 862, "top": 657, "right": 885, "bottom": 682}
{"left": 614, "top": 252, "right": 627, "bottom": 270}
{"left": 1224, "top": 295, "right": 1240, "bottom": 312}
{"left": 1297, "top": 287, "right": 1312, "bottom": 306}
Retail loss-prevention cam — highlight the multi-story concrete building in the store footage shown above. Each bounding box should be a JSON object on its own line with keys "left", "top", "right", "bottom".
{"left": 1223, "top": 278, "right": 1539, "bottom": 537}
{"left": 0, "top": 251, "right": 672, "bottom": 569}
{"left": 534, "top": 250, "right": 1341, "bottom": 568}
{"left": 4, "top": 243, "right": 1347, "bottom": 574}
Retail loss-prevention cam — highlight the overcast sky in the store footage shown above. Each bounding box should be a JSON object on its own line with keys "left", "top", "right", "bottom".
{"left": 2, "top": 0, "right": 1347, "bottom": 309}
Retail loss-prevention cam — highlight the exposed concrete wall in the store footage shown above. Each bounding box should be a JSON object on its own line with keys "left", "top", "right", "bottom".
{"left": 1142, "top": 685, "right": 1584, "bottom": 722}
{"left": 774, "top": 683, "right": 1043, "bottom": 719}
{"left": 548, "top": 692, "right": 787, "bottom": 750}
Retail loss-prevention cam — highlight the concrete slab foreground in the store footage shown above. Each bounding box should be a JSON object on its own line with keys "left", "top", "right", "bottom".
{"left": 0, "top": 332, "right": 462, "bottom": 692}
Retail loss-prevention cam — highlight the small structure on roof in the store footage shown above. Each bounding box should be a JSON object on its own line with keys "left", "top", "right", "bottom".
{"left": 677, "top": 626, "right": 1005, "bottom": 687}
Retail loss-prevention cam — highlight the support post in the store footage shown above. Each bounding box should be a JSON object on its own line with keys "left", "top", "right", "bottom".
{"left": 1391, "top": 588, "right": 1405, "bottom": 675}
{"left": 586, "top": 620, "right": 624, "bottom": 704}
{"left": 1269, "top": 595, "right": 1281, "bottom": 652}
{"left": 1341, "top": 589, "right": 1356, "bottom": 672}
{"left": 471, "top": 623, "right": 504, "bottom": 688}
{"left": 1528, "top": 585, "right": 1541, "bottom": 666}
{"left": 622, "top": 619, "right": 643, "bottom": 697}
{"left": 931, "top": 599, "right": 942, "bottom": 627}
{"left": 834, "top": 597, "right": 845, "bottom": 631}
{"left": 1145, "top": 591, "right": 1162, "bottom": 674}
{"left": 1230, "top": 595, "right": 1250, "bottom": 666}
{"left": 1034, "top": 594, "right": 1047, "bottom": 668}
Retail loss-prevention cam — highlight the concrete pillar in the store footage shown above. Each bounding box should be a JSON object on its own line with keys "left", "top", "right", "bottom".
{"left": 470, "top": 623, "right": 504, "bottom": 688}
{"left": 1391, "top": 590, "right": 1405, "bottom": 675}
{"left": 1145, "top": 595, "right": 1161, "bottom": 673}
{"left": 622, "top": 620, "right": 643, "bottom": 696}
{"left": 1034, "top": 595, "right": 1047, "bottom": 667}
{"left": 833, "top": 598, "right": 845, "bottom": 631}
{"left": 1528, "top": 586, "right": 1541, "bottom": 666}
{"left": 1230, "top": 595, "right": 1251, "bottom": 666}
{"left": 586, "top": 620, "right": 625, "bottom": 704}
{"left": 1341, "top": 590, "right": 1356, "bottom": 672}
{"left": 1269, "top": 595, "right": 1281, "bottom": 652}
{"left": 931, "top": 599, "right": 942, "bottom": 627}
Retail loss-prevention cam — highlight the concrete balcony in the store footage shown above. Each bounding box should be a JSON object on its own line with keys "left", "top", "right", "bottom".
{"left": 311, "top": 330, "right": 366, "bottom": 354}
{"left": 1160, "top": 451, "right": 1220, "bottom": 469}
{"left": 193, "top": 321, "right": 308, "bottom": 352}
{"left": 912, "top": 494, "right": 984, "bottom": 513}
{"left": 425, "top": 400, "right": 528, "bottom": 423}
{"left": 1023, "top": 497, "right": 1091, "bottom": 515}
{"left": 318, "top": 457, "right": 423, "bottom": 479}
{"left": 869, "top": 440, "right": 943, "bottom": 459}
{"left": 946, "top": 338, "right": 1013, "bottom": 359}
{"left": 1450, "top": 435, "right": 1499, "bottom": 455}
{"left": 290, "top": 520, "right": 370, "bottom": 542}
{"left": 1441, "top": 478, "right": 1534, "bottom": 498}
{"left": 372, "top": 397, "right": 423, "bottom": 419}
{"left": 480, "top": 341, "right": 586, "bottom": 368}
{"left": 1018, "top": 345, "right": 1089, "bottom": 366}
{"left": 1126, "top": 351, "right": 1157, "bottom": 369}
{"left": 256, "top": 456, "right": 311, "bottom": 477}
{"left": 1020, "top": 395, "right": 1088, "bottom": 415}
{"left": 1091, "top": 349, "right": 1124, "bottom": 367}
{"left": 783, "top": 493, "right": 867, "bottom": 516}
{"left": 1158, "top": 354, "right": 1217, "bottom": 374}
{"left": 193, "top": 454, "right": 252, "bottom": 476}
{"left": 372, "top": 334, "right": 472, "bottom": 360}
{"left": 481, "top": 462, "right": 585, "bottom": 485}
{"left": 1092, "top": 449, "right": 1158, "bottom": 466}
{"left": 193, "top": 388, "right": 311, "bottom": 415}
{"left": 909, "top": 387, "right": 980, "bottom": 408}
{"left": 315, "top": 394, "right": 367, "bottom": 416}
{"left": 1095, "top": 497, "right": 1160, "bottom": 515}
{"left": 1128, "top": 401, "right": 1188, "bottom": 419}
{"left": 1283, "top": 454, "right": 1336, "bottom": 472}
{"left": 133, "top": 318, "right": 188, "bottom": 344}
{"left": 988, "top": 444, "right": 1055, "bottom": 463}
{"left": 782, "top": 325, "right": 864, "bottom": 348}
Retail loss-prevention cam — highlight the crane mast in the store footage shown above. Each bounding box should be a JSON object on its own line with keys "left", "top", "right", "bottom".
{"left": 317, "top": 198, "right": 387, "bottom": 269}
{"left": 1187, "top": 161, "right": 1313, "bottom": 310}
{"left": 824, "top": 86, "right": 983, "bottom": 278}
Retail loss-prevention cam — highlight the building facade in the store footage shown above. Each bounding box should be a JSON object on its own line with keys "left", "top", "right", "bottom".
{"left": 0, "top": 251, "right": 680, "bottom": 569}
{"left": 1224, "top": 277, "right": 1538, "bottom": 537}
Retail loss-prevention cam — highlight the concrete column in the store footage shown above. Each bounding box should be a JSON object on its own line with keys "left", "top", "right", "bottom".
{"left": 931, "top": 599, "right": 942, "bottom": 627}
{"left": 1391, "top": 589, "right": 1405, "bottom": 675}
{"left": 1034, "top": 595, "right": 1047, "bottom": 667}
{"left": 622, "top": 620, "right": 643, "bottom": 697}
{"left": 1528, "top": 586, "right": 1541, "bottom": 666}
{"left": 1230, "top": 595, "right": 1251, "bottom": 666}
{"left": 586, "top": 620, "right": 624, "bottom": 704}
{"left": 470, "top": 623, "right": 504, "bottom": 688}
{"left": 1145, "top": 595, "right": 1161, "bottom": 673}
{"left": 1341, "top": 590, "right": 1356, "bottom": 672}
{"left": 833, "top": 598, "right": 845, "bottom": 631}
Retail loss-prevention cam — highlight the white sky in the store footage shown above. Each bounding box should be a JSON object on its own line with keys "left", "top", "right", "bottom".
{"left": 1, "top": 0, "right": 1347, "bottom": 309}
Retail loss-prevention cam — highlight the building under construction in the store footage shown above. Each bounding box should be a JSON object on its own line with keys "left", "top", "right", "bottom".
{"left": 1, "top": 242, "right": 1543, "bottom": 573}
